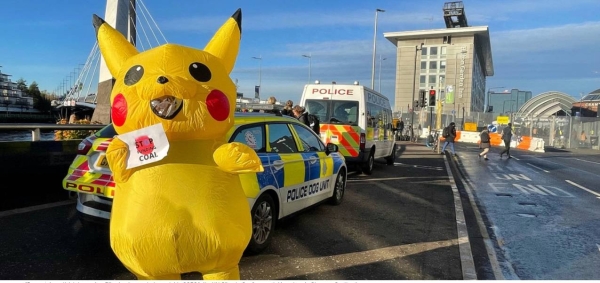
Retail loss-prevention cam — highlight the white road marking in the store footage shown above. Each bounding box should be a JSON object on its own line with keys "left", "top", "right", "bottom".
{"left": 526, "top": 163, "right": 550, "bottom": 173}
{"left": 532, "top": 157, "right": 600, "bottom": 176}
{"left": 0, "top": 200, "right": 75, "bottom": 218}
{"left": 597, "top": 244, "right": 600, "bottom": 252}
{"left": 442, "top": 155, "right": 477, "bottom": 280}
{"left": 568, "top": 158, "right": 600, "bottom": 165}
{"left": 394, "top": 162, "right": 444, "bottom": 170}
{"left": 565, "top": 180, "right": 600, "bottom": 199}
{"left": 348, "top": 176, "right": 445, "bottom": 182}
{"left": 241, "top": 239, "right": 461, "bottom": 279}
{"left": 511, "top": 156, "right": 520, "bottom": 160}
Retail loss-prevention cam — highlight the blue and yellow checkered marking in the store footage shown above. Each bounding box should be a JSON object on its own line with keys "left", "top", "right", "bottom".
{"left": 240, "top": 151, "right": 344, "bottom": 199}
{"left": 300, "top": 152, "right": 320, "bottom": 182}
{"left": 332, "top": 153, "right": 344, "bottom": 173}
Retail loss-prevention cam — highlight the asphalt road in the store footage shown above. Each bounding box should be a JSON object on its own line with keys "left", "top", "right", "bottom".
{"left": 453, "top": 143, "right": 600, "bottom": 279}
{"left": 0, "top": 142, "right": 464, "bottom": 280}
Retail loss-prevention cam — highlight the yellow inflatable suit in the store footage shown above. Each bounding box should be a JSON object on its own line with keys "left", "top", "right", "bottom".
{"left": 93, "top": 9, "right": 263, "bottom": 280}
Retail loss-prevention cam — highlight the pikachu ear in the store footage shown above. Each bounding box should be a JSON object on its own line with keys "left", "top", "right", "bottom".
{"left": 93, "top": 14, "right": 138, "bottom": 77}
{"left": 204, "top": 9, "right": 242, "bottom": 74}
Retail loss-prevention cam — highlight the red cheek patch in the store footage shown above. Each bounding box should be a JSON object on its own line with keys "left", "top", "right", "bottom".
{"left": 206, "top": 90, "right": 230, "bottom": 121}
{"left": 111, "top": 93, "right": 127, "bottom": 127}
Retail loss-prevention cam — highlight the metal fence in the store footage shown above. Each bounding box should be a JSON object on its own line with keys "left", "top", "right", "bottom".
{"left": 394, "top": 110, "right": 600, "bottom": 150}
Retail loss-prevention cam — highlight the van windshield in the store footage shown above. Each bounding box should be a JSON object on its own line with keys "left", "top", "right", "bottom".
{"left": 305, "top": 99, "right": 359, "bottom": 126}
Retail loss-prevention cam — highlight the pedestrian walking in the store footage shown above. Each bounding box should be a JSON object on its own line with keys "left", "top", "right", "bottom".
{"left": 441, "top": 122, "right": 457, "bottom": 156}
{"left": 499, "top": 123, "right": 513, "bottom": 159}
{"left": 479, "top": 128, "right": 490, "bottom": 160}
{"left": 398, "top": 118, "right": 405, "bottom": 140}
{"left": 579, "top": 130, "right": 587, "bottom": 147}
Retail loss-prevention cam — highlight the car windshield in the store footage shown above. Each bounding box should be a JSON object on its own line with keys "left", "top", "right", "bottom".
{"left": 96, "top": 124, "right": 117, "bottom": 138}
{"left": 305, "top": 99, "right": 359, "bottom": 126}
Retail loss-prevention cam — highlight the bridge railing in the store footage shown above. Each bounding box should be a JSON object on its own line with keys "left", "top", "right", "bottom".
{"left": 0, "top": 124, "right": 107, "bottom": 141}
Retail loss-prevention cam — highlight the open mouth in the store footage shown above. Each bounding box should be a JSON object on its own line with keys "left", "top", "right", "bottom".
{"left": 150, "top": 95, "right": 183, "bottom": 119}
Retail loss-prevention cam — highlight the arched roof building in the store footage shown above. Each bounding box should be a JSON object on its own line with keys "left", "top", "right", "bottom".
{"left": 517, "top": 91, "right": 576, "bottom": 118}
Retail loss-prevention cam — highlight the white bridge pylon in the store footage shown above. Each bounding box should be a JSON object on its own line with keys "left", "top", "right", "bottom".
{"left": 56, "top": 0, "right": 167, "bottom": 122}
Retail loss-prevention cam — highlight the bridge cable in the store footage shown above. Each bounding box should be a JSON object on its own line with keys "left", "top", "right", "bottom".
{"left": 137, "top": 0, "right": 168, "bottom": 44}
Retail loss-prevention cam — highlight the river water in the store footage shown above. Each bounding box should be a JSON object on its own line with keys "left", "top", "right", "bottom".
{"left": 0, "top": 131, "right": 57, "bottom": 142}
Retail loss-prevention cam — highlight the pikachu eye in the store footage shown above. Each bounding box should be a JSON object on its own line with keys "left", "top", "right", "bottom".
{"left": 124, "top": 65, "right": 144, "bottom": 86}
{"left": 189, "top": 62, "right": 211, "bottom": 82}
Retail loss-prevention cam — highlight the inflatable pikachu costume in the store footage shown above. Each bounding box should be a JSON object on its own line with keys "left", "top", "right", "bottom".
{"left": 94, "top": 9, "right": 263, "bottom": 280}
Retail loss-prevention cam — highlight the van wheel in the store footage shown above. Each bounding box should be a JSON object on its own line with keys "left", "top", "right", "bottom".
{"left": 385, "top": 144, "right": 397, "bottom": 165}
{"left": 361, "top": 151, "right": 374, "bottom": 175}
{"left": 329, "top": 169, "right": 346, "bottom": 205}
{"left": 246, "top": 193, "right": 276, "bottom": 255}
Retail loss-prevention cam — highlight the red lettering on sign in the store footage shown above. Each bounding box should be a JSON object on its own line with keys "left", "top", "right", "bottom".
{"left": 311, "top": 89, "right": 354, "bottom": 95}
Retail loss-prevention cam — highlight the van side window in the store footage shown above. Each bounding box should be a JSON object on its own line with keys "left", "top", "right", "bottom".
{"left": 231, "top": 125, "right": 265, "bottom": 153}
{"left": 267, "top": 123, "right": 298, "bottom": 153}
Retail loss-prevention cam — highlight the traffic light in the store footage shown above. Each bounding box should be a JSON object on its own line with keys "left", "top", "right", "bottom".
{"left": 429, "top": 89, "right": 436, "bottom": 106}
{"left": 414, "top": 100, "right": 420, "bottom": 109}
{"left": 419, "top": 90, "right": 426, "bottom": 108}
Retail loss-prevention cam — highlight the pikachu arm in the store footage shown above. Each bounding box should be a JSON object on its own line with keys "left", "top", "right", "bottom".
{"left": 106, "top": 137, "right": 135, "bottom": 183}
{"left": 214, "top": 142, "right": 264, "bottom": 174}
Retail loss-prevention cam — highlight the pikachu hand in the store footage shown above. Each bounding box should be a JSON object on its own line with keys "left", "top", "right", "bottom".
{"left": 106, "top": 137, "right": 134, "bottom": 183}
{"left": 214, "top": 142, "right": 264, "bottom": 174}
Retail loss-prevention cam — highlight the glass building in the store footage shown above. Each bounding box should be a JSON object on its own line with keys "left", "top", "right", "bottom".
{"left": 488, "top": 89, "right": 533, "bottom": 114}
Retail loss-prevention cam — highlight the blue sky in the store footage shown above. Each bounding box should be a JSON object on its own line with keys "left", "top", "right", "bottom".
{"left": 1, "top": 0, "right": 600, "bottom": 106}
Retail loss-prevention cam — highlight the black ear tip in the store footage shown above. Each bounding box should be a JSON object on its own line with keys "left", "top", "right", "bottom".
{"left": 92, "top": 14, "right": 106, "bottom": 30}
{"left": 232, "top": 8, "right": 242, "bottom": 32}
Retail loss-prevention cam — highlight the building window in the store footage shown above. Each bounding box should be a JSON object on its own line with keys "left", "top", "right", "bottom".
{"left": 420, "top": 75, "right": 426, "bottom": 88}
{"left": 429, "top": 61, "right": 437, "bottom": 71}
{"left": 430, "top": 47, "right": 438, "bottom": 58}
{"left": 421, "top": 47, "right": 428, "bottom": 56}
{"left": 421, "top": 61, "right": 427, "bottom": 71}
{"left": 429, "top": 75, "right": 437, "bottom": 84}
{"left": 441, "top": 46, "right": 447, "bottom": 59}
{"left": 443, "top": 36, "right": 452, "bottom": 44}
{"left": 440, "top": 61, "right": 446, "bottom": 73}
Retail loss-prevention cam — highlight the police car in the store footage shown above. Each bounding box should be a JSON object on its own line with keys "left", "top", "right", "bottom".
{"left": 63, "top": 112, "right": 348, "bottom": 254}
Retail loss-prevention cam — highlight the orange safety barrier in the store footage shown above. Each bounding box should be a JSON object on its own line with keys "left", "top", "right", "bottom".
{"left": 439, "top": 130, "right": 461, "bottom": 142}
{"left": 516, "top": 136, "right": 532, "bottom": 150}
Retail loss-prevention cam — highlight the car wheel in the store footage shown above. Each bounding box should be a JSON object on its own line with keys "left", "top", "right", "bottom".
{"left": 361, "top": 151, "right": 374, "bottom": 175}
{"left": 246, "top": 193, "right": 276, "bottom": 255}
{"left": 329, "top": 169, "right": 346, "bottom": 205}
{"left": 385, "top": 144, "right": 397, "bottom": 165}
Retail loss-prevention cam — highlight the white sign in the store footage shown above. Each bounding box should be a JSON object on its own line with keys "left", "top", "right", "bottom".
{"left": 458, "top": 47, "right": 467, "bottom": 98}
{"left": 119, "top": 123, "right": 170, "bottom": 169}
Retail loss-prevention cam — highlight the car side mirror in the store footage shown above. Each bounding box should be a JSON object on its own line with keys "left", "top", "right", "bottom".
{"left": 326, "top": 143, "right": 339, "bottom": 155}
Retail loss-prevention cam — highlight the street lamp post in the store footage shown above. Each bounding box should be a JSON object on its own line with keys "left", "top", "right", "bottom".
{"left": 410, "top": 43, "right": 424, "bottom": 129}
{"left": 302, "top": 53, "right": 311, "bottom": 84}
{"left": 502, "top": 100, "right": 515, "bottom": 114}
{"left": 378, "top": 55, "right": 386, "bottom": 92}
{"left": 371, "top": 8, "right": 385, "bottom": 89}
{"left": 485, "top": 86, "right": 505, "bottom": 113}
{"left": 252, "top": 56, "right": 262, "bottom": 99}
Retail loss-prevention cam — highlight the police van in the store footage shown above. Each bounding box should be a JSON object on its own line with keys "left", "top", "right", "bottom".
{"left": 299, "top": 81, "right": 397, "bottom": 174}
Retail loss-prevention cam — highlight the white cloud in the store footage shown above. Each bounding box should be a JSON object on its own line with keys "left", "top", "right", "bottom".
{"left": 492, "top": 21, "right": 600, "bottom": 54}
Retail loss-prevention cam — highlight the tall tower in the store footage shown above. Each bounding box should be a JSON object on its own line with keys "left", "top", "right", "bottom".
{"left": 92, "top": 0, "right": 136, "bottom": 124}
{"left": 443, "top": 1, "right": 468, "bottom": 28}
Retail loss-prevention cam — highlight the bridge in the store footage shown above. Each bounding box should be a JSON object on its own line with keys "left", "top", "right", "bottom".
{"left": 53, "top": 0, "right": 166, "bottom": 123}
